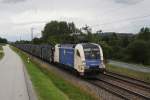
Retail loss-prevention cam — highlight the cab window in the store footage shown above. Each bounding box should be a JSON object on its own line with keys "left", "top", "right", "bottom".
{"left": 77, "top": 50, "right": 80, "bottom": 57}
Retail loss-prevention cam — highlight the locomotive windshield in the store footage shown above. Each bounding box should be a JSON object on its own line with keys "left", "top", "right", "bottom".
{"left": 83, "top": 44, "right": 100, "bottom": 60}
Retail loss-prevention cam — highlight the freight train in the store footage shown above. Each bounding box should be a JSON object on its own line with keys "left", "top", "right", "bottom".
{"left": 14, "top": 43, "right": 105, "bottom": 76}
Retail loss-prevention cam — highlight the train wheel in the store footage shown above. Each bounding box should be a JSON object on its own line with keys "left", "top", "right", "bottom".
{"left": 74, "top": 70, "right": 79, "bottom": 77}
{"left": 79, "top": 72, "right": 85, "bottom": 77}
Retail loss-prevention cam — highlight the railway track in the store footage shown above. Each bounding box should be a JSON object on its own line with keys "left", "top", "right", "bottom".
{"left": 105, "top": 71, "right": 150, "bottom": 91}
{"left": 106, "top": 71, "right": 150, "bottom": 89}
{"left": 88, "top": 72, "right": 150, "bottom": 100}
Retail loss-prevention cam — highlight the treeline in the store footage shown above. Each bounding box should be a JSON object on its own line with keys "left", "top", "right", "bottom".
{"left": 125, "top": 27, "right": 150, "bottom": 65}
{"left": 0, "top": 37, "right": 7, "bottom": 43}
{"left": 16, "top": 21, "right": 150, "bottom": 65}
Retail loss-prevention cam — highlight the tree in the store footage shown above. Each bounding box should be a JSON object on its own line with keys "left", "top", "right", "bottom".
{"left": 58, "top": 21, "right": 69, "bottom": 35}
{"left": 126, "top": 40, "right": 150, "bottom": 64}
{"left": 42, "top": 21, "right": 78, "bottom": 37}
{"left": 68, "top": 22, "right": 76, "bottom": 33}
{"left": 120, "top": 36, "right": 131, "bottom": 47}
{"left": 137, "top": 27, "right": 150, "bottom": 41}
{"left": 0, "top": 37, "right": 7, "bottom": 43}
{"left": 32, "top": 38, "right": 43, "bottom": 44}
{"left": 82, "top": 25, "right": 92, "bottom": 34}
{"left": 15, "top": 40, "right": 30, "bottom": 44}
{"left": 99, "top": 41, "right": 113, "bottom": 59}
{"left": 42, "top": 21, "right": 79, "bottom": 44}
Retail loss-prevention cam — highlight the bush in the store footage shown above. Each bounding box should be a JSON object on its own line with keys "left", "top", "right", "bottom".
{"left": 126, "top": 40, "right": 150, "bottom": 65}
{"left": 99, "top": 41, "right": 113, "bottom": 60}
{"left": 0, "top": 37, "right": 7, "bottom": 43}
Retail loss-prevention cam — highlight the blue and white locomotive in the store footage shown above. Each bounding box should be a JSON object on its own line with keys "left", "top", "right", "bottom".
{"left": 54, "top": 43, "right": 105, "bottom": 76}
{"left": 14, "top": 43, "right": 105, "bottom": 76}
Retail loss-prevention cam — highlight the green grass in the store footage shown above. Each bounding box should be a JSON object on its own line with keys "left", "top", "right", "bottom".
{"left": 0, "top": 53, "right": 4, "bottom": 60}
{"left": 11, "top": 46, "right": 96, "bottom": 100}
{"left": 26, "top": 60, "right": 69, "bottom": 100}
{"left": 112, "top": 59, "right": 150, "bottom": 68}
{"left": 0, "top": 46, "right": 4, "bottom": 60}
{"left": 0, "top": 45, "right": 3, "bottom": 50}
{"left": 36, "top": 63, "right": 95, "bottom": 100}
{"left": 106, "top": 64, "right": 150, "bottom": 83}
{"left": 0, "top": 43, "right": 6, "bottom": 46}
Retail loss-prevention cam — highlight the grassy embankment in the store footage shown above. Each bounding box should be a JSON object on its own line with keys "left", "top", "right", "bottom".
{"left": 0, "top": 45, "right": 4, "bottom": 60}
{"left": 106, "top": 64, "right": 150, "bottom": 83}
{"left": 11, "top": 46, "right": 96, "bottom": 100}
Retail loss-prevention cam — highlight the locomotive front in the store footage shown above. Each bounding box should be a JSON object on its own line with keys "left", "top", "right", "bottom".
{"left": 75, "top": 43, "right": 105, "bottom": 76}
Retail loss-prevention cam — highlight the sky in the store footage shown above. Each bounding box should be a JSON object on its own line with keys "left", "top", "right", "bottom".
{"left": 0, "top": 0, "right": 150, "bottom": 41}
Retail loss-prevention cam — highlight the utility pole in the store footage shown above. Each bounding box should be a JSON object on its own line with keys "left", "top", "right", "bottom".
{"left": 20, "top": 34, "right": 21, "bottom": 41}
{"left": 31, "top": 27, "right": 34, "bottom": 41}
{"left": 19, "top": 33, "right": 21, "bottom": 41}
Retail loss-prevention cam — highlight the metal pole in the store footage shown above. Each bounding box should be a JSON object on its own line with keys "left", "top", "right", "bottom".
{"left": 20, "top": 33, "right": 21, "bottom": 41}
{"left": 31, "top": 28, "right": 34, "bottom": 41}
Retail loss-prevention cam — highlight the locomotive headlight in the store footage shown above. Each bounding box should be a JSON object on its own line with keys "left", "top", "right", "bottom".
{"left": 82, "top": 61, "right": 89, "bottom": 69}
{"left": 80, "top": 65, "right": 84, "bottom": 71}
{"left": 99, "top": 62, "right": 105, "bottom": 68}
{"left": 82, "top": 61, "right": 86, "bottom": 65}
{"left": 84, "top": 65, "right": 89, "bottom": 69}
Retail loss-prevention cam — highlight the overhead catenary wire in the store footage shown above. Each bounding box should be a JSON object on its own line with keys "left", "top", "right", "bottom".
{"left": 14, "top": 0, "right": 147, "bottom": 27}
{"left": 97, "top": 14, "right": 150, "bottom": 26}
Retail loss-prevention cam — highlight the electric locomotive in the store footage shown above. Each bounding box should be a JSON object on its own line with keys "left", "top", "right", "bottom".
{"left": 54, "top": 43, "right": 105, "bottom": 76}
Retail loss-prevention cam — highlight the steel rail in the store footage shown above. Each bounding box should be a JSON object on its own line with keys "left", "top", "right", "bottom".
{"left": 94, "top": 78, "right": 150, "bottom": 100}
{"left": 106, "top": 71, "right": 150, "bottom": 89}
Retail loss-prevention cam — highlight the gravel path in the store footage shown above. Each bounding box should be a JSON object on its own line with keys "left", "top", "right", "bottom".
{"left": 108, "top": 60, "right": 150, "bottom": 73}
{"left": 0, "top": 45, "right": 29, "bottom": 100}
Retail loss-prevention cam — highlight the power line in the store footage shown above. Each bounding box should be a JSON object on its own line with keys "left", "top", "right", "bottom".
{"left": 31, "top": 27, "right": 34, "bottom": 40}
{"left": 15, "top": 13, "right": 150, "bottom": 27}
{"left": 16, "top": 20, "right": 48, "bottom": 25}
{"left": 97, "top": 14, "right": 150, "bottom": 26}
{"left": 15, "top": 13, "right": 150, "bottom": 31}
{"left": 14, "top": 1, "right": 146, "bottom": 26}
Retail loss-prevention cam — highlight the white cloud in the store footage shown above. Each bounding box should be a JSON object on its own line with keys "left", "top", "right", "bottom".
{"left": 1, "top": 0, "right": 26, "bottom": 4}
{"left": 113, "top": 0, "right": 144, "bottom": 5}
{"left": 0, "top": 0, "right": 150, "bottom": 41}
